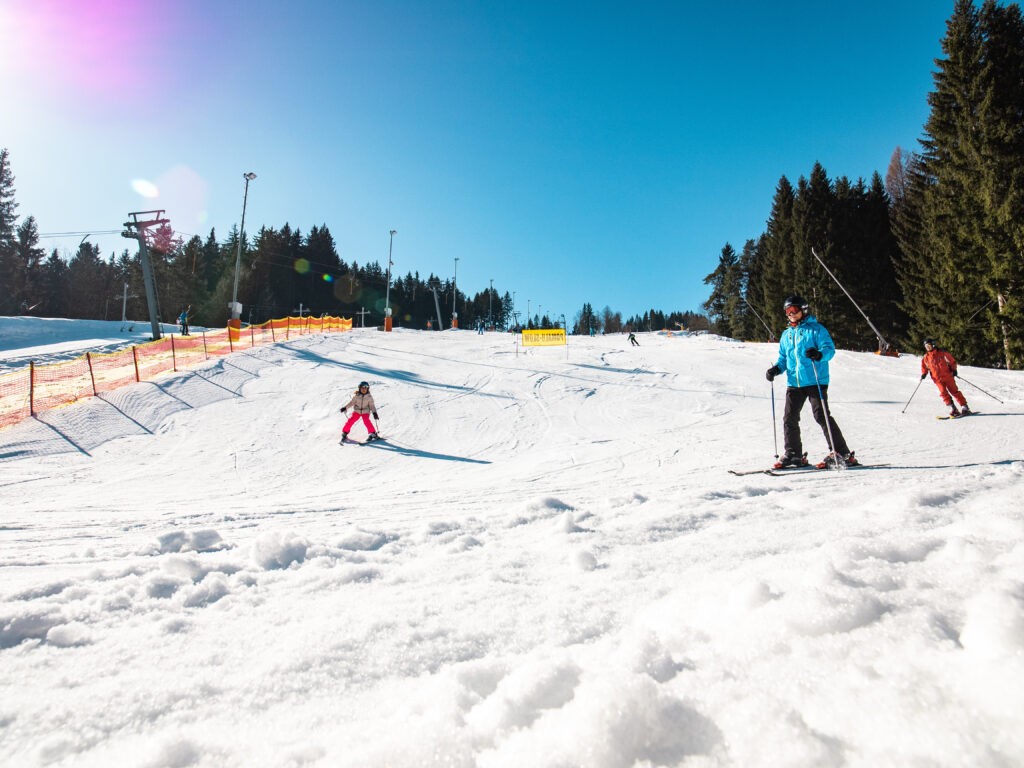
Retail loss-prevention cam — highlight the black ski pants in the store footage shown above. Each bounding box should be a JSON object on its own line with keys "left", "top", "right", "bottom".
{"left": 783, "top": 385, "right": 850, "bottom": 458}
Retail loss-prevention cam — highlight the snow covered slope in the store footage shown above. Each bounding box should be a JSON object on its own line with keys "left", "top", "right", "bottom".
{"left": 1, "top": 322, "right": 1022, "bottom": 767}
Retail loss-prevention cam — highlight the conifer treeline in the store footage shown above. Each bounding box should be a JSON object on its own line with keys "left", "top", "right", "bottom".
{"left": 1, "top": 147, "right": 708, "bottom": 334}
{"left": 703, "top": 0, "right": 1023, "bottom": 369}
{"left": 0, "top": 164, "right": 521, "bottom": 331}
{"left": 572, "top": 303, "right": 709, "bottom": 335}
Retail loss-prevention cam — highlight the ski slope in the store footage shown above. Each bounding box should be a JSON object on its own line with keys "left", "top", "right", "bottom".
{"left": 1, "top": 320, "right": 1023, "bottom": 767}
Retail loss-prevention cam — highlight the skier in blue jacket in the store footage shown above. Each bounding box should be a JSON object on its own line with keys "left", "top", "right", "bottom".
{"left": 765, "top": 295, "right": 857, "bottom": 469}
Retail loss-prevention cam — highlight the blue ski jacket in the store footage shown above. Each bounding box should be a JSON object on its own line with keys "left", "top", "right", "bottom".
{"left": 774, "top": 314, "right": 836, "bottom": 387}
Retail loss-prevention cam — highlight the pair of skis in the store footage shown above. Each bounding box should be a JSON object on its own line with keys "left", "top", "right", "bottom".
{"left": 729, "top": 462, "right": 889, "bottom": 477}
{"left": 936, "top": 411, "right": 977, "bottom": 420}
{"left": 340, "top": 434, "right": 385, "bottom": 446}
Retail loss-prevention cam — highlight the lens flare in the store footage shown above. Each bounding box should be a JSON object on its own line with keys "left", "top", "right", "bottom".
{"left": 322, "top": 274, "right": 334, "bottom": 282}
{"left": 5, "top": 1, "right": 176, "bottom": 97}
{"left": 294, "top": 259, "right": 311, "bottom": 275}
{"left": 131, "top": 179, "right": 160, "bottom": 198}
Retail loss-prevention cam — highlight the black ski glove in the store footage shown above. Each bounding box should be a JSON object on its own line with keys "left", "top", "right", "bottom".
{"left": 766, "top": 365, "right": 782, "bottom": 382}
{"left": 920, "top": 373, "right": 927, "bottom": 380}
{"left": 340, "top": 407, "right": 347, "bottom": 413}
{"left": 805, "top": 347, "right": 823, "bottom": 361}
{"left": 952, "top": 370, "right": 958, "bottom": 377}
{"left": 372, "top": 412, "right": 379, "bottom": 420}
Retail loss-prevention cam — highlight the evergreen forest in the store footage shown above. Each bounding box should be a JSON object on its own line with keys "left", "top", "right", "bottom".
{"left": 0, "top": 150, "right": 704, "bottom": 337}
{"left": 703, "top": 0, "right": 1024, "bottom": 369}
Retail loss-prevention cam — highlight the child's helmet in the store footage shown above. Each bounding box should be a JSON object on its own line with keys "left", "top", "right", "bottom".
{"left": 358, "top": 381, "right": 369, "bottom": 388}
{"left": 923, "top": 338, "right": 936, "bottom": 347}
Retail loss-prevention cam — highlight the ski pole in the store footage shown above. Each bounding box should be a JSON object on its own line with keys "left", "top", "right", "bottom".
{"left": 771, "top": 377, "right": 779, "bottom": 459}
{"left": 811, "top": 359, "right": 842, "bottom": 469}
{"left": 956, "top": 375, "right": 1004, "bottom": 404}
{"left": 770, "top": 376, "right": 778, "bottom": 460}
{"left": 901, "top": 377, "right": 925, "bottom": 413}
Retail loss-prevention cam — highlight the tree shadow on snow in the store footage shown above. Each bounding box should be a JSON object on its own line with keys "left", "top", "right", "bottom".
{"left": 279, "top": 342, "right": 511, "bottom": 400}
{"left": 362, "top": 439, "right": 491, "bottom": 464}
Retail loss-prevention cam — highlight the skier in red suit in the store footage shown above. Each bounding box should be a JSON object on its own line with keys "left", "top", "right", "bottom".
{"left": 921, "top": 338, "right": 970, "bottom": 418}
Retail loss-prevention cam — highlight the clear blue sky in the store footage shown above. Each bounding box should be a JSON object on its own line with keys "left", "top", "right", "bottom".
{"left": 2, "top": 0, "right": 951, "bottom": 324}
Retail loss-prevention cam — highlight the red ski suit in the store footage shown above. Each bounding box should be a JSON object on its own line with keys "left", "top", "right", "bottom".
{"left": 921, "top": 348, "right": 967, "bottom": 407}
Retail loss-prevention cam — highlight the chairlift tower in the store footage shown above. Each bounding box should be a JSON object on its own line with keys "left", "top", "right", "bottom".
{"left": 122, "top": 210, "right": 170, "bottom": 340}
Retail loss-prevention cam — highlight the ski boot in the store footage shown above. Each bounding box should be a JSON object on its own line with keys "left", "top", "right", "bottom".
{"left": 773, "top": 452, "right": 809, "bottom": 470}
{"left": 816, "top": 451, "right": 858, "bottom": 469}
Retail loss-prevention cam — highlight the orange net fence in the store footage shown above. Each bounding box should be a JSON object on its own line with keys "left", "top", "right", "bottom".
{"left": 0, "top": 315, "right": 353, "bottom": 430}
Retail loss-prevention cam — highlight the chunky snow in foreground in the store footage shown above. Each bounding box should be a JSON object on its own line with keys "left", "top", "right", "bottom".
{"left": 1, "top": 319, "right": 1023, "bottom": 767}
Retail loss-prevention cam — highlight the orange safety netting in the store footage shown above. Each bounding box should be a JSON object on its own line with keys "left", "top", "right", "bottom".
{"left": 0, "top": 315, "right": 353, "bottom": 430}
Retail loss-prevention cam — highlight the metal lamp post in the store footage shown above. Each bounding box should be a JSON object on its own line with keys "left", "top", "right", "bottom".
{"left": 384, "top": 229, "right": 396, "bottom": 331}
{"left": 452, "top": 256, "right": 459, "bottom": 328}
{"left": 230, "top": 172, "right": 257, "bottom": 332}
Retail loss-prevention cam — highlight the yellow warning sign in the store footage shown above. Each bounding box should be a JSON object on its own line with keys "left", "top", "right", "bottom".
{"left": 521, "top": 329, "right": 567, "bottom": 346}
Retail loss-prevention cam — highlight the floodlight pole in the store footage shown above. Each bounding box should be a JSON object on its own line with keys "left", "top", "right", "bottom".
{"left": 230, "top": 172, "right": 257, "bottom": 329}
{"left": 121, "top": 210, "right": 170, "bottom": 340}
{"left": 384, "top": 229, "right": 396, "bottom": 331}
{"left": 452, "top": 256, "right": 459, "bottom": 328}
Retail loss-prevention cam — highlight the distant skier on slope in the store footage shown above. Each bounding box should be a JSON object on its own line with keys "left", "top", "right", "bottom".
{"left": 765, "top": 295, "right": 858, "bottom": 469}
{"left": 340, "top": 380, "right": 382, "bottom": 442}
{"left": 628, "top": 332, "right": 639, "bottom": 347}
{"left": 920, "top": 338, "right": 970, "bottom": 418}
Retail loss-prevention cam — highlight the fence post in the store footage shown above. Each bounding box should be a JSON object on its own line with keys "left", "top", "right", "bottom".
{"left": 29, "top": 361, "right": 36, "bottom": 416}
{"left": 270, "top": 321, "right": 276, "bottom": 342}
{"left": 86, "top": 352, "right": 98, "bottom": 395}
{"left": 202, "top": 331, "right": 209, "bottom": 360}
{"left": 250, "top": 325, "right": 255, "bottom": 347}
{"left": 286, "top": 316, "right": 291, "bottom": 340}
{"left": 132, "top": 346, "right": 141, "bottom": 382}
{"left": 228, "top": 326, "right": 234, "bottom": 353}
{"left": 171, "top": 335, "right": 177, "bottom": 372}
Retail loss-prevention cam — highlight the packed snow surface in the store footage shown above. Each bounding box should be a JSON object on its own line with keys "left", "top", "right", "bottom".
{"left": 1, "top": 318, "right": 1023, "bottom": 767}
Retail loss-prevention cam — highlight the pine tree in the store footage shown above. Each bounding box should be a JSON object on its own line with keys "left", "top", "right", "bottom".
{"left": 573, "top": 303, "right": 594, "bottom": 334}
{"left": 37, "top": 249, "right": 71, "bottom": 317}
{"left": 914, "top": 0, "right": 997, "bottom": 364}
{"left": 860, "top": 173, "right": 906, "bottom": 348}
{"left": 0, "top": 148, "right": 20, "bottom": 313}
{"left": 760, "top": 176, "right": 796, "bottom": 324}
{"left": 977, "top": 0, "right": 1024, "bottom": 368}
{"left": 13, "top": 216, "right": 45, "bottom": 311}
{"left": 703, "top": 243, "right": 743, "bottom": 337}
{"left": 66, "top": 242, "right": 111, "bottom": 319}
{"left": 792, "top": 162, "right": 835, "bottom": 322}
{"left": 737, "top": 238, "right": 770, "bottom": 341}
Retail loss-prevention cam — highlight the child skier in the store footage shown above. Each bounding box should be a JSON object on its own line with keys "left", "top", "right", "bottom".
{"left": 340, "top": 381, "right": 382, "bottom": 442}
{"left": 921, "top": 338, "right": 970, "bottom": 417}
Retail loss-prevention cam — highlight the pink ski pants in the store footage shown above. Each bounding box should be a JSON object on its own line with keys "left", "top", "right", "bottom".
{"left": 342, "top": 412, "right": 376, "bottom": 435}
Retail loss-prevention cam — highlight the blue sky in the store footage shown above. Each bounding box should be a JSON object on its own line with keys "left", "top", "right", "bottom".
{"left": 2, "top": 0, "right": 951, "bottom": 325}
